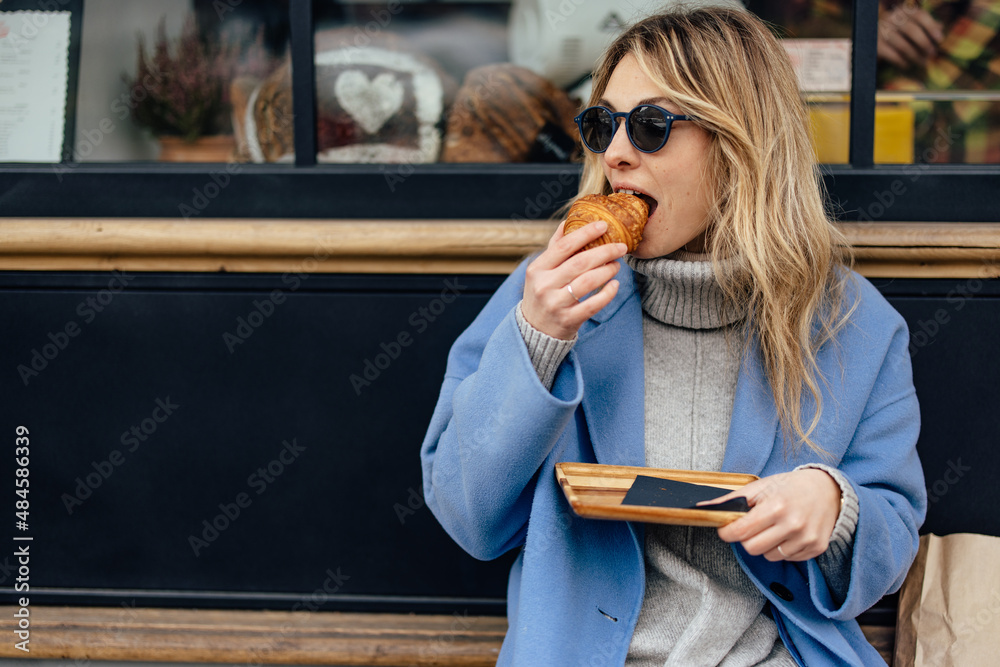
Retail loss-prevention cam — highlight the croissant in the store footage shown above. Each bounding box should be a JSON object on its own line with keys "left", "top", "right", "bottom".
{"left": 563, "top": 193, "right": 650, "bottom": 253}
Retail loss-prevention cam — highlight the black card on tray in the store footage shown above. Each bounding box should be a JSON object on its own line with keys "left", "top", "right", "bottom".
{"left": 621, "top": 475, "right": 750, "bottom": 512}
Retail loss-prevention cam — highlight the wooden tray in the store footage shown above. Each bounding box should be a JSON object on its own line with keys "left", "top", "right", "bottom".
{"left": 555, "top": 462, "right": 758, "bottom": 527}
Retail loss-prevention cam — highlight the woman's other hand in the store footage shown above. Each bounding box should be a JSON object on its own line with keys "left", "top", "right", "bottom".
{"left": 521, "top": 221, "right": 627, "bottom": 340}
{"left": 709, "top": 469, "right": 843, "bottom": 561}
{"left": 878, "top": 4, "right": 944, "bottom": 70}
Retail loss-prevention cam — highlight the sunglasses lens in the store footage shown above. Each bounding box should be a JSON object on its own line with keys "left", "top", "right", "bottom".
{"left": 579, "top": 108, "right": 614, "bottom": 152}
{"left": 629, "top": 106, "right": 669, "bottom": 152}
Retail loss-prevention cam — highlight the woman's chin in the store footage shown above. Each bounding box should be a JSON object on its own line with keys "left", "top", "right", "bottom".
{"left": 631, "top": 247, "right": 663, "bottom": 260}
{"left": 631, "top": 239, "right": 683, "bottom": 260}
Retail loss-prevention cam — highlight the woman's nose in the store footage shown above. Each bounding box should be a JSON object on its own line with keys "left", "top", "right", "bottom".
{"left": 603, "top": 118, "right": 637, "bottom": 169}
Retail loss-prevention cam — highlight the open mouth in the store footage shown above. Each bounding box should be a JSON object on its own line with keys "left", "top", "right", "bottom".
{"left": 616, "top": 188, "right": 658, "bottom": 219}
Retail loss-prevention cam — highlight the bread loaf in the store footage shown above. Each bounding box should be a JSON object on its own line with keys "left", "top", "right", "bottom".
{"left": 441, "top": 64, "right": 579, "bottom": 163}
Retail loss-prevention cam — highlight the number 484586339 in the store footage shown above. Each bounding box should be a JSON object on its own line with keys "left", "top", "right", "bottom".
{"left": 15, "top": 426, "right": 29, "bottom": 529}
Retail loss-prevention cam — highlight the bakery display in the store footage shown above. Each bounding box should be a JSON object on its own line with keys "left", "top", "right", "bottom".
{"left": 232, "top": 29, "right": 456, "bottom": 164}
{"left": 563, "top": 193, "right": 650, "bottom": 252}
{"left": 441, "top": 63, "right": 580, "bottom": 163}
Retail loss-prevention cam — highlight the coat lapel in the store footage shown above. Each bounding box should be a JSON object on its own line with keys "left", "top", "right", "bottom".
{"left": 722, "top": 343, "right": 780, "bottom": 475}
{"left": 574, "top": 263, "right": 646, "bottom": 468}
{"left": 570, "top": 261, "right": 779, "bottom": 474}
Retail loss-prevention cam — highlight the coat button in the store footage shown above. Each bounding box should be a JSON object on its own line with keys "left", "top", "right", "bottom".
{"left": 769, "top": 582, "right": 794, "bottom": 602}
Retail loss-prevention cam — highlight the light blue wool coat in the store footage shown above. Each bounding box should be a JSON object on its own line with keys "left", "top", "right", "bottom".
{"left": 421, "top": 259, "right": 925, "bottom": 666}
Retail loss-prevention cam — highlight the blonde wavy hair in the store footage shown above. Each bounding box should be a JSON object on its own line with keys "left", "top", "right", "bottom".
{"left": 575, "top": 7, "right": 856, "bottom": 456}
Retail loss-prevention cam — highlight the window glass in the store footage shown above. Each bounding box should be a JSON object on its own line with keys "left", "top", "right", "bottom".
{"left": 307, "top": 0, "right": 581, "bottom": 165}
{"left": 749, "top": 0, "right": 863, "bottom": 165}
{"left": 73, "top": 0, "right": 288, "bottom": 163}
{"left": 876, "top": 0, "right": 1000, "bottom": 164}
{"left": 51, "top": 1, "right": 1000, "bottom": 167}
{"left": 307, "top": 1, "right": 733, "bottom": 165}
{"left": 298, "top": 1, "right": 862, "bottom": 166}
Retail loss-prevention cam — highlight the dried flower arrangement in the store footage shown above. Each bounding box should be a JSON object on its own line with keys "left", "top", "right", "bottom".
{"left": 125, "top": 16, "right": 276, "bottom": 142}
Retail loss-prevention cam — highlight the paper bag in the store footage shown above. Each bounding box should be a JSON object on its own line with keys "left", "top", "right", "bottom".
{"left": 895, "top": 533, "right": 1000, "bottom": 666}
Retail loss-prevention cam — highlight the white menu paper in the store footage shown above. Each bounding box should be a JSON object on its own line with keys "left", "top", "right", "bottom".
{"left": 782, "top": 39, "right": 852, "bottom": 93}
{"left": 0, "top": 11, "right": 71, "bottom": 162}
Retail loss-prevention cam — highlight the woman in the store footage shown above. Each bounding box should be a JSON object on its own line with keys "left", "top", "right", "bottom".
{"left": 421, "top": 7, "right": 925, "bottom": 665}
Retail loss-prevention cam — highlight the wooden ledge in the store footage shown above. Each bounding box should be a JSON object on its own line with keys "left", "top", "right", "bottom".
{"left": 845, "top": 221, "right": 1000, "bottom": 278}
{"left": 0, "top": 219, "right": 549, "bottom": 275}
{"left": 0, "top": 606, "right": 506, "bottom": 666}
{"left": 0, "top": 606, "right": 895, "bottom": 665}
{"left": 0, "top": 219, "right": 998, "bottom": 278}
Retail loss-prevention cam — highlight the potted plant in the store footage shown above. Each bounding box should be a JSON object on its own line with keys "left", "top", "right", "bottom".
{"left": 125, "top": 16, "right": 274, "bottom": 162}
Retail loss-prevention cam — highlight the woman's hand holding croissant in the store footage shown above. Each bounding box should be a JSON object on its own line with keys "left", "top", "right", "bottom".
{"left": 521, "top": 221, "right": 626, "bottom": 341}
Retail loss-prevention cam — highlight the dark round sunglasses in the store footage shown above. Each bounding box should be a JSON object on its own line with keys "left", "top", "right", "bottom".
{"left": 574, "top": 105, "right": 695, "bottom": 154}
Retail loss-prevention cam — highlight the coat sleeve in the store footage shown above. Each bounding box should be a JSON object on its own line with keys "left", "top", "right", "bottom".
{"left": 420, "top": 260, "right": 585, "bottom": 561}
{"left": 804, "top": 278, "right": 927, "bottom": 620}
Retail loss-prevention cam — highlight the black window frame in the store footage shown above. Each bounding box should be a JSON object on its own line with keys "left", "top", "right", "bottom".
{"left": 1, "top": 0, "right": 998, "bottom": 222}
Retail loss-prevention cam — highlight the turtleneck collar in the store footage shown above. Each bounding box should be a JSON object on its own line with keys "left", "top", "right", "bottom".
{"left": 624, "top": 252, "right": 743, "bottom": 330}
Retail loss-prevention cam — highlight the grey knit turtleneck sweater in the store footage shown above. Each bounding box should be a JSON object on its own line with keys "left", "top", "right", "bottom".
{"left": 623, "top": 253, "right": 794, "bottom": 666}
{"left": 514, "top": 252, "right": 859, "bottom": 666}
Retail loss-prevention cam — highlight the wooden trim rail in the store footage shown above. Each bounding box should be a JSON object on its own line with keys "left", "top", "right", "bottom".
{"left": 0, "top": 220, "right": 998, "bottom": 278}
{"left": 0, "top": 606, "right": 895, "bottom": 665}
{"left": 0, "top": 607, "right": 506, "bottom": 666}
{"left": 846, "top": 221, "right": 1000, "bottom": 278}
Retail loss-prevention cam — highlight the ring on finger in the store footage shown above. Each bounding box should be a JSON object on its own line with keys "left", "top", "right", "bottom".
{"left": 776, "top": 544, "right": 787, "bottom": 558}
{"left": 566, "top": 283, "right": 580, "bottom": 302}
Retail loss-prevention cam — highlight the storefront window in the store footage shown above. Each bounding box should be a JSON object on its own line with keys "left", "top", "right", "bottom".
{"left": 296, "top": 0, "right": 863, "bottom": 166}
{"left": 876, "top": 0, "right": 1000, "bottom": 164}
{"left": 72, "top": 0, "right": 288, "bottom": 163}
{"left": 302, "top": 0, "right": 591, "bottom": 166}
{"left": 750, "top": 0, "right": 866, "bottom": 165}
{"left": 7, "top": 0, "right": 997, "bottom": 168}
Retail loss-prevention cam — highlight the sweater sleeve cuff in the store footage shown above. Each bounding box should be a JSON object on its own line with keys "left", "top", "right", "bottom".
{"left": 515, "top": 301, "right": 576, "bottom": 391}
{"left": 794, "top": 462, "right": 860, "bottom": 605}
